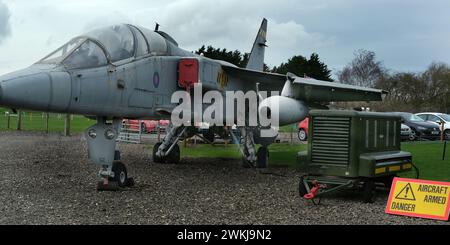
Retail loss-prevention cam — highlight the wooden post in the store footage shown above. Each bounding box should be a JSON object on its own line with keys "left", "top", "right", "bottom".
{"left": 17, "top": 111, "right": 22, "bottom": 130}
{"left": 45, "top": 113, "right": 49, "bottom": 133}
{"left": 64, "top": 114, "right": 70, "bottom": 136}
{"left": 290, "top": 124, "right": 294, "bottom": 145}
{"left": 6, "top": 112, "right": 10, "bottom": 129}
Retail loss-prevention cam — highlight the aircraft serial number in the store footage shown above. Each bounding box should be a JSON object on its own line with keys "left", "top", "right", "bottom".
{"left": 221, "top": 229, "right": 271, "bottom": 241}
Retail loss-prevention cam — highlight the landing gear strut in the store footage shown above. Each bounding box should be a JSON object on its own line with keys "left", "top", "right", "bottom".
{"left": 152, "top": 124, "right": 185, "bottom": 164}
{"left": 230, "top": 127, "right": 270, "bottom": 168}
{"left": 85, "top": 117, "right": 134, "bottom": 191}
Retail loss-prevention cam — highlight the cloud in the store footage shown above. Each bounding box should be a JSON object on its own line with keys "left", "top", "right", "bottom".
{"left": 1, "top": 0, "right": 449, "bottom": 76}
{"left": 0, "top": 0, "right": 11, "bottom": 44}
{"left": 127, "top": 0, "right": 333, "bottom": 67}
{"left": 82, "top": 11, "right": 133, "bottom": 33}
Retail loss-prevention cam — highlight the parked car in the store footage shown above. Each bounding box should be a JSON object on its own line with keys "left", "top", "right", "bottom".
{"left": 297, "top": 117, "right": 309, "bottom": 141}
{"left": 415, "top": 112, "right": 450, "bottom": 139}
{"left": 123, "top": 120, "right": 170, "bottom": 134}
{"left": 392, "top": 112, "right": 441, "bottom": 140}
{"left": 400, "top": 123, "right": 413, "bottom": 141}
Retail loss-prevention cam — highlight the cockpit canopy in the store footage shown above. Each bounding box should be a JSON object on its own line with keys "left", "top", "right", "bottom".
{"left": 38, "top": 24, "right": 169, "bottom": 69}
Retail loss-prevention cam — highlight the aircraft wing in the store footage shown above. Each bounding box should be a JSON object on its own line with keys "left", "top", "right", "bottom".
{"left": 222, "top": 66, "right": 387, "bottom": 102}
{"left": 222, "top": 65, "right": 286, "bottom": 85}
{"left": 288, "top": 74, "right": 387, "bottom": 102}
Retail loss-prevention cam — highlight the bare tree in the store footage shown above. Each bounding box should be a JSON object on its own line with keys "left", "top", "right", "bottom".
{"left": 420, "top": 62, "right": 450, "bottom": 113}
{"left": 338, "top": 49, "right": 385, "bottom": 87}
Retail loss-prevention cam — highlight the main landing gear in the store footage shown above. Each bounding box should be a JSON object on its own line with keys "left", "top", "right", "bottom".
{"left": 230, "top": 127, "right": 270, "bottom": 169}
{"left": 85, "top": 117, "right": 134, "bottom": 191}
{"left": 152, "top": 124, "right": 186, "bottom": 164}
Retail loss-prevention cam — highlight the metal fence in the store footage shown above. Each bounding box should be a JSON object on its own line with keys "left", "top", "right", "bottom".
{"left": 117, "top": 120, "right": 168, "bottom": 144}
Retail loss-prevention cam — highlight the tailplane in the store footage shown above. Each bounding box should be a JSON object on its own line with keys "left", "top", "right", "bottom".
{"left": 246, "top": 18, "right": 267, "bottom": 71}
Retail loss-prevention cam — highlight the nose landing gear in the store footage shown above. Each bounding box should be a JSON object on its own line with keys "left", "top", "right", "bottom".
{"left": 86, "top": 117, "right": 134, "bottom": 191}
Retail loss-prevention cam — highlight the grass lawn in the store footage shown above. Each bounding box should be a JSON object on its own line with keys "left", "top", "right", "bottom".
{"left": 278, "top": 124, "right": 298, "bottom": 133}
{"left": 401, "top": 141, "right": 450, "bottom": 181}
{"left": 178, "top": 141, "right": 450, "bottom": 182}
{"left": 179, "top": 143, "right": 307, "bottom": 166}
{"left": 0, "top": 109, "right": 95, "bottom": 133}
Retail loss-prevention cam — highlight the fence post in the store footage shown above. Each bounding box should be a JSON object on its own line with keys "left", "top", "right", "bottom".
{"left": 7, "top": 112, "right": 10, "bottom": 129}
{"left": 17, "top": 111, "right": 22, "bottom": 130}
{"left": 45, "top": 113, "right": 49, "bottom": 133}
{"left": 290, "top": 124, "right": 294, "bottom": 145}
{"left": 64, "top": 114, "right": 71, "bottom": 136}
{"left": 157, "top": 121, "right": 161, "bottom": 142}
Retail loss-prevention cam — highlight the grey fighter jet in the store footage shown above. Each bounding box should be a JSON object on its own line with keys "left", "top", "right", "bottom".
{"left": 0, "top": 19, "right": 386, "bottom": 190}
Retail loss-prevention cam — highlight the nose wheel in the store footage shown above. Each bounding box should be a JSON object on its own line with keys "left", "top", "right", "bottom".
{"left": 97, "top": 161, "right": 134, "bottom": 191}
{"left": 109, "top": 161, "right": 129, "bottom": 187}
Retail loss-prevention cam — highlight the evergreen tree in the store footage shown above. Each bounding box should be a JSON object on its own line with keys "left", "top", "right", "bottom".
{"left": 272, "top": 53, "right": 333, "bottom": 81}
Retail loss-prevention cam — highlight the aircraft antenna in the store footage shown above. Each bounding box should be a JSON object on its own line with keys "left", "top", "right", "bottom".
{"left": 155, "top": 22, "right": 160, "bottom": 31}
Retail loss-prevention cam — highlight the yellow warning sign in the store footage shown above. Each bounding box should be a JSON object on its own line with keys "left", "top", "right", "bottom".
{"left": 386, "top": 177, "right": 450, "bottom": 221}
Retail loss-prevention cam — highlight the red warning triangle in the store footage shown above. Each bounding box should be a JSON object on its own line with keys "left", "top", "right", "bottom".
{"left": 395, "top": 183, "right": 416, "bottom": 201}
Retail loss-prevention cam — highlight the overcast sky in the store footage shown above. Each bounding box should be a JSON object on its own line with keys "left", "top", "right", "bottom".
{"left": 0, "top": 0, "right": 449, "bottom": 77}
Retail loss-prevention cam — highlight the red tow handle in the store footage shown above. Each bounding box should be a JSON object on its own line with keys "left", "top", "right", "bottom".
{"left": 303, "top": 181, "right": 320, "bottom": 199}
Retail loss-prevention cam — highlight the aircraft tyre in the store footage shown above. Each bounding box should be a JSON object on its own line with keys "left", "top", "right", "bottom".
{"left": 109, "top": 161, "right": 128, "bottom": 187}
{"left": 152, "top": 142, "right": 163, "bottom": 163}
{"left": 241, "top": 157, "right": 254, "bottom": 168}
{"left": 256, "top": 146, "right": 269, "bottom": 168}
{"left": 203, "top": 130, "right": 215, "bottom": 143}
{"left": 165, "top": 144, "right": 180, "bottom": 164}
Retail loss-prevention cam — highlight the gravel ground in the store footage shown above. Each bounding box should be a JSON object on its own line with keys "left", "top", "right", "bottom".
{"left": 0, "top": 131, "right": 447, "bottom": 225}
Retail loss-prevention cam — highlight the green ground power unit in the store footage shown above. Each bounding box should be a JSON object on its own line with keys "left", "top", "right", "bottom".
{"left": 297, "top": 110, "right": 414, "bottom": 203}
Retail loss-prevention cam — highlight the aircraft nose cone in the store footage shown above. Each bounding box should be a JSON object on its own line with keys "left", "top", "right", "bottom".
{"left": 0, "top": 71, "right": 52, "bottom": 111}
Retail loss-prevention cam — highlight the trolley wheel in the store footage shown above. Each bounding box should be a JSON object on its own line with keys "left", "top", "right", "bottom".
{"left": 362, "top": 179, "right": 377, "bottom": 203}
{"left": 380, "top": 174, "right": 397, "bottom": 188}
{"left": 109, "top": 161, "right": 128, "bottom": 188}
{"left": 298, "top": 176, "right": 308, "bottom": 197}
{"left": 256, "top": 146, "right": 269, "bottom": 168}
{"left": 165, "top": 144, "right": 180, "bottom": 164}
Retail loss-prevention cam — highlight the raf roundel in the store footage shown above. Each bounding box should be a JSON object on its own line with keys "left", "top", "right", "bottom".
{"left": 153, "top": 72, "right": 160, "bottom": 88}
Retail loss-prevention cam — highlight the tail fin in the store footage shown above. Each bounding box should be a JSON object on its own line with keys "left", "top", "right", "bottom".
{"left": 246, "top": 18, "right": 267, "bottom": 71}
